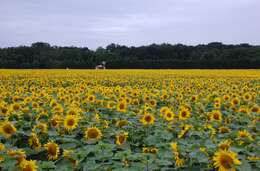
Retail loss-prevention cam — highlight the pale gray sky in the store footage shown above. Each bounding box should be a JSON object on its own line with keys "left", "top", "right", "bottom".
{"left": 0, "top": 0, "right": 260, "bottom": 49}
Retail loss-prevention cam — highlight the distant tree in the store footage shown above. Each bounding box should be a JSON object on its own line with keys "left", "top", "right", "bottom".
{"left": 0, "top": 42, "right": 259, "bottom": 69}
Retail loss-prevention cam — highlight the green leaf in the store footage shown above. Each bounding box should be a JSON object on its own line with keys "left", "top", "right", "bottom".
{"left": 237, "top": 159, "right": 252, "bottom": 171}
{"left": 38, "top": 161, "right": 56, "bottom": 170}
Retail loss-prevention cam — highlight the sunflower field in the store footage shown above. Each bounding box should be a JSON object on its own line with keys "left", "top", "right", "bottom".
{"left": 0, "top": 69, "right": 259, "bottom": 171}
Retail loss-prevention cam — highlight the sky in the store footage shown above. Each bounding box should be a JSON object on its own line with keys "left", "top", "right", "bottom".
{"left": 0, "top": 0, "right": 260, "bottom": 49}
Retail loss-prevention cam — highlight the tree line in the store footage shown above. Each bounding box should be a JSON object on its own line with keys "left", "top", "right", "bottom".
{"left": 0, "top": 42, "right": 260, "bottom": 69}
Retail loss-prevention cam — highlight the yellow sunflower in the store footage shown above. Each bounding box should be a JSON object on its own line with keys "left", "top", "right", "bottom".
{"left": 237, "top": 130, "right": 253, "bottom": 140}
{"left": 178, "top": 124, "right": 192, "bottom": 138}
{"left": 115, "top": 132, "right": 128, "bottom": 145}
{"left": 116, "top": 120, "right": 128, "bottom": 127}
{"left": 0, "top": 143, "right": 5, "bottom": 151}
{"left": 213, "top": 150, "right": 241, "bottom": 171}
{"left": 0, "top": 121, "right": 17, "bottom": 138}
{"left": 218, "top": 126, "right": 231, "bottom": 134}
{"left": 160, "top": 106, "right": 170, "bottom": 116}
{"left": 19, "top": 159, "right": 38, "bottom": 171}
{"left": 231, "top": 98, "right": 240, "bottom": 106}
{"left": 11, "top": 103, "right": 21, "bottom": 112}
{"left": 117, "top": 100, "right": 127, "bottom": 112}
{"left": 149, "top": 99, "right": 157, "bottom": 107}
{"left": 85, "top": 127, "right": 102, "bottom": 140}
{"left": 44, "top": 141, "right": 60, "bottom": 160}
{"left": 64, "top": 114, "right": 79, "bottom": 131}
{"left": 28, "top": 133, "right": 41, "bottom": 150}
{"left": 210, "top": 110, "right": 222, "bottom": 122}
{"left": 50, "top": 114, "right": 62, "bottom": 128}
{"left": 7, "top": 149, "right": 26, "bottom": 164}
{"left": 34, "top": 122, "right": 48, "bottom": 134}
{"left": 178, "top": 109, "right": 190, "bottom": 120}
{"left": 218, "top": 140, "right": 231, "bottom": 150}
{"left": 140, "top": 113, "right": 155, "bottom": 125}
{"left": 163, "top": 110, "right": 175, "bottom": 122}
{"left": 250, "top": 104, "right": 260, "bottom": 113}
{"left": 0, "top": 105, "right": 9, "bottom": 116}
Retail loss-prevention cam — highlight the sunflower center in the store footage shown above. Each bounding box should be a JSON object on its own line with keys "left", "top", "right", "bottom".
{"left": 3, "top": 124, "right": 14, "bottom": 134}
{"left": 23, "top": 164, "right": 33, "bottom": 171}
{"left": 233, "top": 100, "right": 238, "bottom": 105}
{"left": 67, "top": 118, "right": 75, "bottom": 126}
{"left": 119, "top": 135, "right": 125, "bottom": 144}
{"left": 145, "top": 116, "right": 152, "bottom": 122}
{"left": 181, "top": 111, "right": 187, "bottom": 117}
{"left": 252, "top": 107, "right": 258, "bottom": 112}
{"left": 48, "top": 144, "right": 57, "bottom": 156}
{"left": 213, "top": 114, "right": 220, "bottom": 120}
{"left": 13, "top": 105, "right": 20, "bottom": 110}
{"left": 88, "top": 129, "right": 98, "bottom": 138}
{"left": 52, "top": 119, "right": 58, "bottom": 126}
{"left": 2, "top": 108, "right": 8, "bottom": 114}
{"left": 220, "top": 154, "right": 233, "bottom": 169}
{"left": 119, "top": 103, "right": 125, "bottom": 110}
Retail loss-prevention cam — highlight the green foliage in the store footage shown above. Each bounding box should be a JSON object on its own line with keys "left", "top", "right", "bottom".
{"left": 0, "top": 42, "right": 260, "bottom": 68}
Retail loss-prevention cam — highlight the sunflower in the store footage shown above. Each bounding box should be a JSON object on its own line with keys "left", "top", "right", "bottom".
{"left": 191, "top": 95, "right": 198, "bottom": 102}
{"left": 210, "top": 110, "right": 222, "bottom": 122}
{"left": 238, "top": 106, "right": 249, "bottom": 115}
{"left": 0, "top": 143, "right": 5, "bottom": 151}
{"left": 19, "top": 159, "right": 38, "bottom": 171}
{"left": 140, "top": 113, "right": 155, "bottom": 125}
{"left": 178, "top": 109, "right": 190, "bottom": 120}
{"left": 11, "top": 103, "right": 21, "bottom": 112}
{"left": 67, "top": 108, "right": 78, "bottom": 116}
{"left": 175, "top": 157, "right": 185, "bottom": 167}
{"left": 218, "top": 126, "right": 231, "bottom": 134}
{"left": 250, "top": 104, "right": 260, "bottom": 113}
{"left": 51, "top": 114, "right": 62, "bottom": 128}
{"left": 170, "top": 142, "right": 178, "bottom": 153}
{"left": 28, "top": 133, "right": 41, "bottom": 150}
{"left": 231, "top": 98, "right": 240, "bottom": 106}
{"left": 214, "top": 97, "right": 221, "bottom": 104}
{"left": 50, "top": 100, "right": 58, "bottom": 108}
{"left": 149, "top": 99, "right": 157, "bottom": 107}
{"left": 115, "top": 132, "right": 128, "bottom": 145}
{"left": 218, "top": 140, "right": 231, "bottom": 150}
{"left": 117, "top": 100, "right": 127, "bottom": 112}
{"left": 85, "top": 127, "right": 102, "bottom": 140}
{"left": 178, "top": 124, "right": 192, "bottom": 138}
{"left": 44, "top": 141, "right": 60, "bottom": 160}
{"left": 223, "top": 95, "right": 230, "bottom": 101}
{"left": 34, "top": 122, "right": 48, "bottom": 134}
{"left": 64, "top": 114, "right": 79, "bottom": 131}
{"left": 116, "top": 120, "right": 128, "bottom": 128}
{"left": 107, "top": 101, "right": 115, "bottom": 109}
{"left": 142, "top": 147, "right": 150, "bottom": 153}
{"left": 0, "top": 121, "right": 17, "bottom": 138}
{"left": 0, "top": 105, "right": 9, "bottom": 116}
{"left": 213, "top": 150, "right": 241, "bottom": 171}
{"left": 214, "top": 103, "right": 221, "bottom": 109}
{"left": 237, "top": 130, "right": 253, "bottom": 140}
{"left": 132, "top": 99, "right": 139, "bottom": 106}
{"left": 160, "top": 106, "right": 170, "bottom": 116}
{"left": 142, "top": 147, "right": 158, "bottom": 154}
{"left": 87, "top": 95, "right": 96, "bottom": 103}
{"left": 7, "top": 149, "right": 26, "bottom": 164}
{"left": 242, "top": 93, "right": 252, "bottom": 102}
{"left": 163, "top": 110, "right": 175, "bottom": 122}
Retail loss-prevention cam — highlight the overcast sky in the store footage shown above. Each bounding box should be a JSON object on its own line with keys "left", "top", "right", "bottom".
{"left": 1, "top": 0, "right": 260, "bottom": 49}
